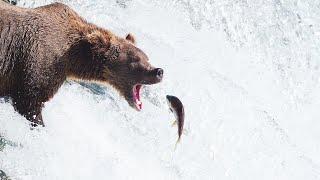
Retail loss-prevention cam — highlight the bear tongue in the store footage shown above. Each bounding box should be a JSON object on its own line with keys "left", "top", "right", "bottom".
{"left": 134, "top": 84, "right": 142, "bottom": 110}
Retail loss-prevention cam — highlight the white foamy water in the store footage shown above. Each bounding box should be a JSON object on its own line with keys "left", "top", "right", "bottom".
{"left": 1, "top": 0, "right": 320, "bottom": 179}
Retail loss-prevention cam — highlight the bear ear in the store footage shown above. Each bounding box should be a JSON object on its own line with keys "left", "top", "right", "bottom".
{"left": 125, "top": 33, "right": 136, "bottom": 44}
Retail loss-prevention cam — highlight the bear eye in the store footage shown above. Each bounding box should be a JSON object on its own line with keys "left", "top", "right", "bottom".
{"left": 131, "top": 57, "right": 140, "bottom": 63}
{"left": 127, "top": 51, "right": 140, "bottom": 62}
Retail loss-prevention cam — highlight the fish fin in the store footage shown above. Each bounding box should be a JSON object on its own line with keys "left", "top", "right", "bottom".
{"left": 171, "top": 120, "right": 177, "bottom": 127}
{"left": 174, "top": 137, "right": 181, "bottom": 151}
{"left": 182, "top": 129, "right": 189, "bottom": 135}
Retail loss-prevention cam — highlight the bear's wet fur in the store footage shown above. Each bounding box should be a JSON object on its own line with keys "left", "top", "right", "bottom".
{"left": 0, "top": 2, "right": 163, "bottom": 126}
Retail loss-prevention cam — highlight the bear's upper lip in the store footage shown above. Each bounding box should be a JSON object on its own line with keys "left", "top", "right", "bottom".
{"left": 132, "top": 84, "right": 143, "bottom": 111}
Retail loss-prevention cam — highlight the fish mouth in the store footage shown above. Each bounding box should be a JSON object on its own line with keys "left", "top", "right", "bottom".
{"left": 132, "top": 84, "right": 143, "bottom": 111}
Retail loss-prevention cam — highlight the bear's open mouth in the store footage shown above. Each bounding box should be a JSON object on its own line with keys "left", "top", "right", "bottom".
{"left": 133, "top": 84, "right": 143, "bottom": 111}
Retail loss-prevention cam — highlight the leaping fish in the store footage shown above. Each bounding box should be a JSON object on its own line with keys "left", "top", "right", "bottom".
{"left": 166, "top": 95, "right": 185, "bottom": 148}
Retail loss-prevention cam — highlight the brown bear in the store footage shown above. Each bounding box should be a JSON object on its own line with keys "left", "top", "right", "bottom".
{"left": 0, "top": 2, "right": 164, "bottom": 126}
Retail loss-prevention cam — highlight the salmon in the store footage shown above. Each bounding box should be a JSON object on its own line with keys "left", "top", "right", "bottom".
{"left": 166, "top": 95, "right": 185, "bottom": 146}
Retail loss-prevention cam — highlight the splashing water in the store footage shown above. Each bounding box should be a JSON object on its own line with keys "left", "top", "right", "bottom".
{"left": 1, "top": 0, "right": 320, "bottom": 179}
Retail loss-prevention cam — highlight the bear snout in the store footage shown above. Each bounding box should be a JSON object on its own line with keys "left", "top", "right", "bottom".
{"left": 150, "top": 68, "right": 164, "bottom": 81}
{"left": 152, "top": 68, "right": 163, "bottom": 80}
{"left": 142, "top": 68, "right": 164, "bottom": 84}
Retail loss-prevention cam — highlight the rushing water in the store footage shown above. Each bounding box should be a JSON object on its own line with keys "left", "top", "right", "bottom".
{"left": 1, "top": 0, "right": 320, "bottom": 179}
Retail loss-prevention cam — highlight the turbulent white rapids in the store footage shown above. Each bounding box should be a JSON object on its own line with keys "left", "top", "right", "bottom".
{"left": 1, "top": 0, "right": 320, "bottom": 179}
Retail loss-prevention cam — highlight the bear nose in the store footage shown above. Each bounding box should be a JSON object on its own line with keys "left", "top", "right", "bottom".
{"left": 155, "top": 68, "right": 163, "bottom": 80}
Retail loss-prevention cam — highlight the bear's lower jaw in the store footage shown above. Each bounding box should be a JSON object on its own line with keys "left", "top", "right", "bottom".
{"left": 133, "top": 84, "right": 143, "bottom": 111}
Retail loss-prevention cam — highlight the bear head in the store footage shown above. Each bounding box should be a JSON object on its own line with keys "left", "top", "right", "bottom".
{"left": 73, "top": 30, "right": 164, "bottom": 111}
